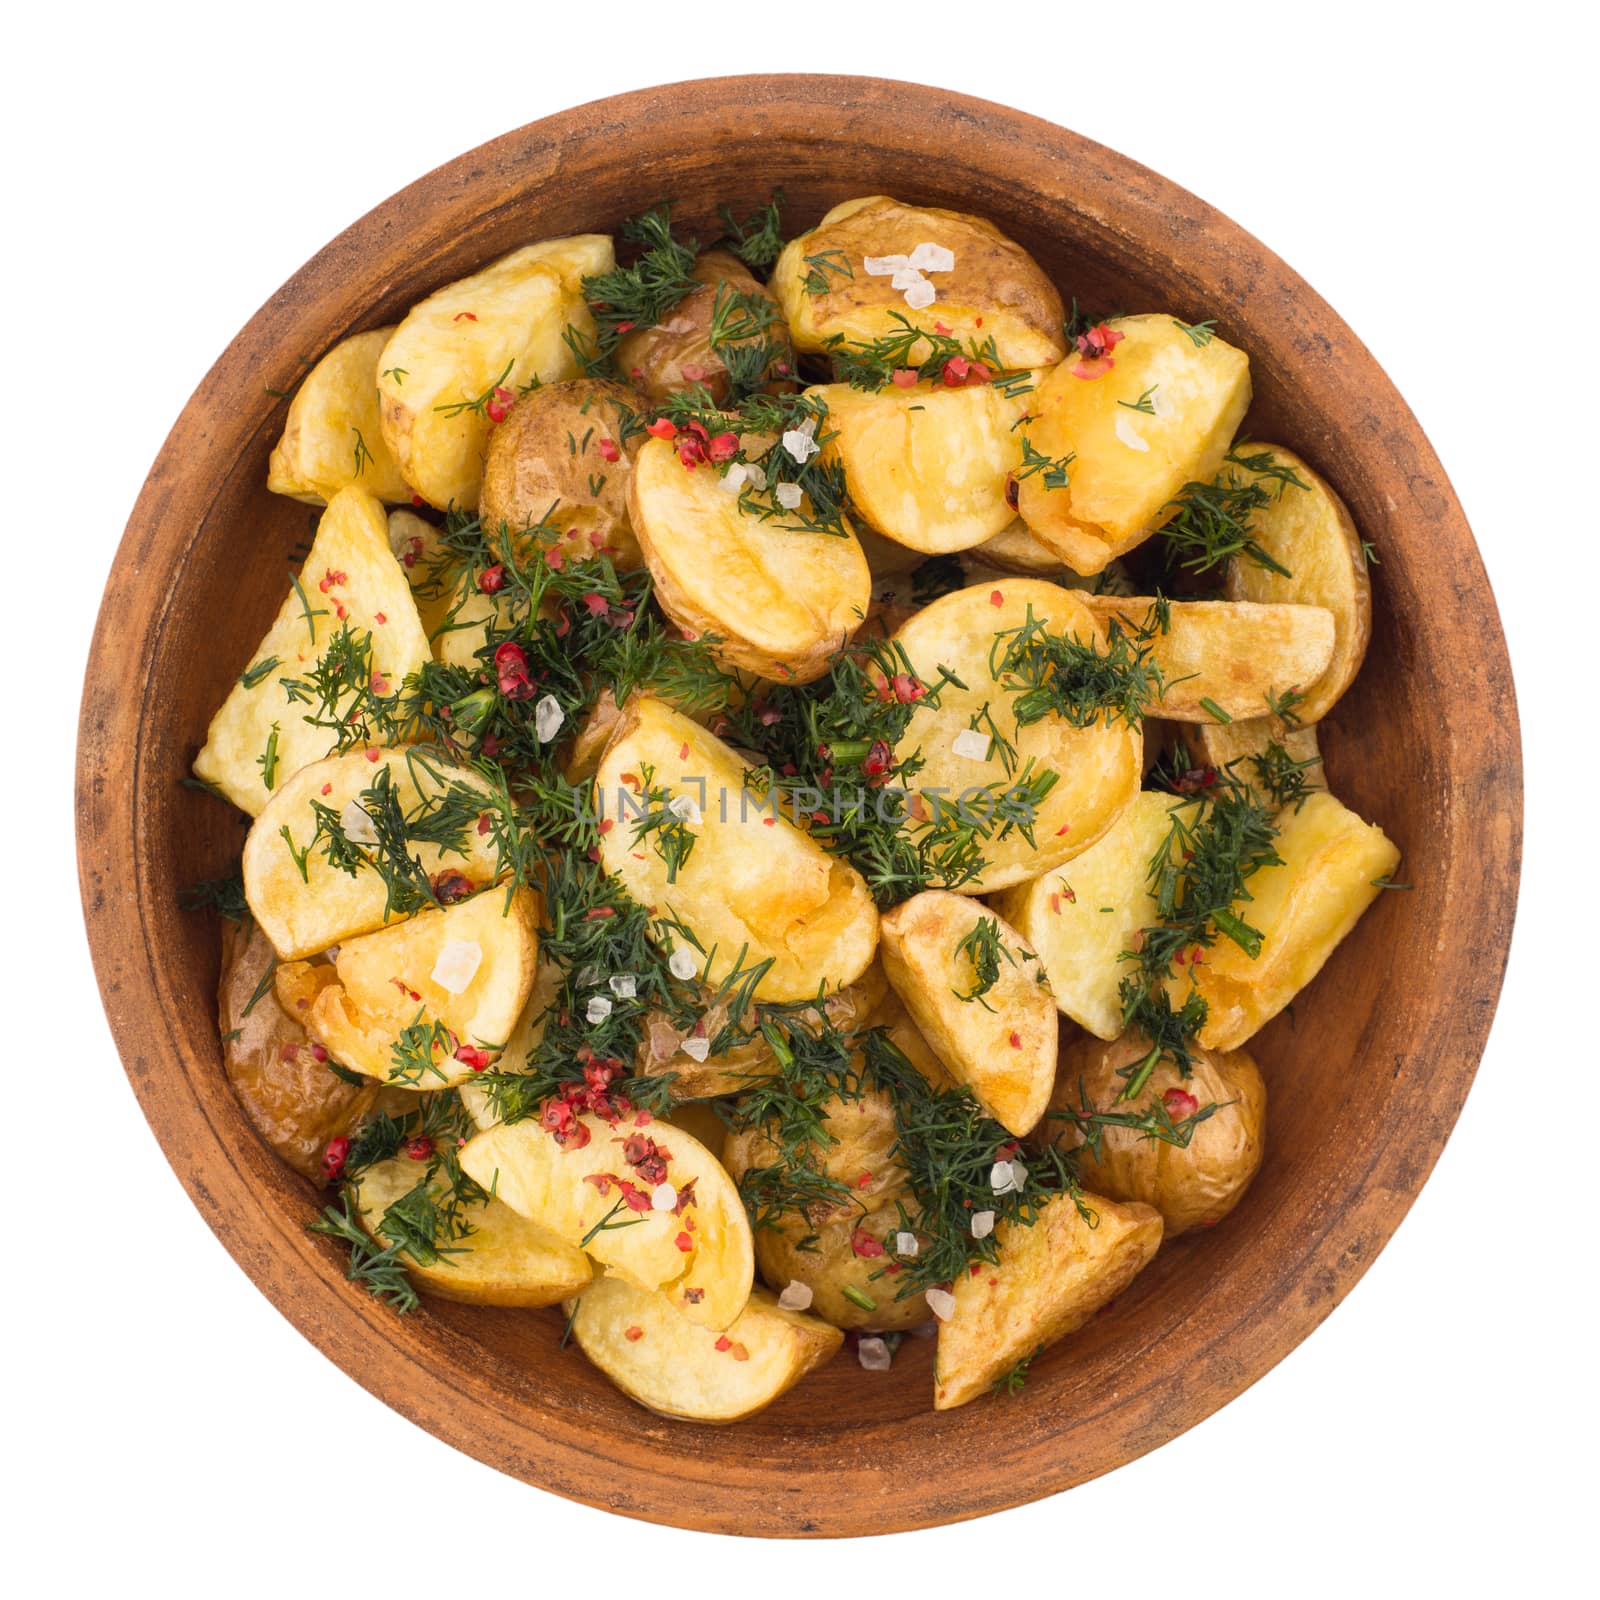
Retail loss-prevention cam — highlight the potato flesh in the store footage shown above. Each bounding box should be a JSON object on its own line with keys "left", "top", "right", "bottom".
{"left": 193, "top": 487, "right": 430, "bottom": 815}
{"left": 595, "top": 695, "right": 878, "bottom": 1002}
{"left": 1176, "top": 719, "right": 1325, "bottom": 800}
{"left": 267, "top": 328, "right": 409, "bottom": 504}
{"left": 934, "top": 1190, "right": 1162, "bottom": 1409}
{"left": 889, "top": 580, "right": 1142, "bottom": 893}
{"left": 772, "top": 195, "right": 1067, "bottom": 368}
{"left": 808, "top": 380, "right": 1027, "bottom": 554}
{"left": 1017, "top": 314, "right": 1251, "bottom": 574}
{"left": 1222, "top": 444, "right": 1372, "bottom": 724}
{"left": 1192, "top": 790, "right": 1400, "bottom": 1050}
{"left": 996, "top": 790, "right": 1183, "bottom": 1039}
{"left": 1085, "top": 596, "right": 1336, "bottom": 722}
{"left": 460, "top": 1114, "right": 754, "bottom": 1330}
{"left": 377, "top": 235, "right": 612, "bottom": 512}
{"left": 352, "top": 1154, "right": 591, "bottom": 1307}
{"left": 569, "top": 1280, "right": 841, "bottom": 1423}
{"left": 1040, "top": 1033, "right": 1267, "bottom": 1236}
{"left": 878, "top": 892, "right": 1056, "bottom": 1136}
{"left": 242, "top": 748, "right": 501, "bottom": 960}
{"left": 308, "top": 887, "right": 540, "bottom": 1088}
{"left": 628, "top": 435, "right": 871, "bottom": 684}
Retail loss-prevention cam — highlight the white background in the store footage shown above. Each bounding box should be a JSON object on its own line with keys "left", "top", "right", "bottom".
{"left": 9, "top": 3, "right": 1593, "bottom": 1592}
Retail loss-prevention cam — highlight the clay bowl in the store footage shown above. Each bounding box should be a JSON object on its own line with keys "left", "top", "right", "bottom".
{"left": 77, "top": 75, "right": 1521, "bottom": 1536}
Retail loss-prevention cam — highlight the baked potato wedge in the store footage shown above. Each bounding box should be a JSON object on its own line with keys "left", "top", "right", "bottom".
{"left": 969, "top": 518, "right": 1066, "bottom": 576}
{"left": 1222, "top": 445, "right": 1372, "bottom": 724}
{"left": 193, "top": 487, "right": 430, "bottom": 815}
{"left": 878, "top": 893, "right": 1055, "bottom": 1136}
{"left": 460, "top": 1114, "right": 753, "bottom": 1330}
{"left": 242, "top": 747, "right": 502, "bottom": 960}
{"left": 807, "top": 379, "right": 1028, "bottom": 554}
{"left": 748, "top": 1209, "right": 931, "bottom": 1334}
{"left": 1040, "top": 1032, "right": 1267, "bottom": 1236}
{"left": 772, "top": 195, "right": 1067, "bottom": 368}
{"left": 1191, "top": 791, "right": 1400, "bottom": 1050}
{"left": 377, "top": 234, "right": 613, "bottom": 512}
{"left": 1176, "top": 718, "right": 1325, "bottom": 803}
{"left": 889, "top": 580, "right": 1143, "bottom": 893}
{"left": 595, "top": 695, "right": 878, "bottom": 1001}
{"left": 479, "top": 377, "right": 644, "bottom": 569}
{"left": 351, "top": 1152, "right": 591, "bottom": 1307}
{"left": 1016, "top": 314, "right": 1251, "bottom": 575}
{"left": 267, "top": 328, "right": 410, "bottom": 505}
{"left": 933, "top": 1189, "right": 1163, "bottom": 1409}
{"left": 567, "top": 1279, "right": 841, "bottom": 1423}
{"left": 615, "top": 248, "right": 793, "bottom": 403}
{"left": 628, "top": 434, "right": 871, "bottom": 683}
{"left": 308, "top": 886, "right": 541, "bottom": 1089}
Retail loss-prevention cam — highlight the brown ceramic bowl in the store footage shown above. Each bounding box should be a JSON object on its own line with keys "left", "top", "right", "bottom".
{"left": 76, "top": 76, "right": 1520, "bottom": 1536}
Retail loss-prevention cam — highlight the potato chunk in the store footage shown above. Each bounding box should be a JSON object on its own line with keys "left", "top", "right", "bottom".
{"left": 996, "top": 791, "right": 1182, "bottom": 1039}
{"left": 772, "top": 195, "right": 1066, "bottom": 368}
{"left": 969, "top": 518, "right": 1067, "bottom": 576}
{"left": 628, "top": 435, "right": 871, "bottom": 684}
{"left": 1039, "top": 1032, "right": 1267, "bottom": 1236}
{"left": 1222, "top": 445, "right": 1372, "bottom": 724}
{"left": 243, "top": 748, "right": 501, "bottom": 960}
{"left": 878, "top": 893, "right": 1055, "bottom": 1136}
{"left": 746, "top": 1210, "right": 932, "bottom": 1334}
{"left": 568, "top": 1279, "right": 841, "bottom": 1423}
{"left": 933, "top": 1190, "right": 1162, "bottom": 1409}
{"left": 595, "top": 695, "right": 878, "bottom": 1001}
{"left": 193, "top": 488, "right": 430, "bottom": 815}
{"left": 1176, "top": 719, "right": 1325, "bottom": 803}
{"left": 267, "top": 328, "right": 409, "bottom": 505}
{"left": 807, "top": 380, "right": 1028, "bottom": 554}
{"left": 377, "top": 234, "right": 613, "bottom": 511}
{"left": 1191, "top": 791, "right": 1400, "bottom": 1050}
{"left": 1016, "top": 314, "right": 1251, "bottom": 574}
{"left": 351, "top": 1153, "right": 591, "bottom": 1307}
{"left": 888, "top": 580, "right": 1142, "bottom": 894}
{"left": 460, "top": 1114, "right": 753, "bottom": 1330}
{"left": 308, "top": 887, "right": 540, "bottom": 1089}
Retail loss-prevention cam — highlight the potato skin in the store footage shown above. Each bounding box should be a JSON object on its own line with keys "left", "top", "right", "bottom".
{"left": 479, "top": 378, "right": 644, "bottom": 569}
{"left": 747, "top": 1210, "right": 932, "bottom": 1335}
{"left": 1039, "top": 1032, "right": 1267, "bottom": 1236}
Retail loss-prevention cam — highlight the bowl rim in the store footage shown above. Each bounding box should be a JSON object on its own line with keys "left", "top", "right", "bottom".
{"left": 76, "top": 73, "right": 1522, "bottom": 1536}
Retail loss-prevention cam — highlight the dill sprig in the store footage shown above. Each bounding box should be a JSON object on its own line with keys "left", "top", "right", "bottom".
{"left": 951, "top": 917, "right": 1008, "bottom": 1008}
{"left": 1158, "top": 450, "right": 1309, "bottom": 576}
{"left": 823, "top": 313, "right": 1029, "bottom": 397}
{"left": 581, "top": 204, "right": 701, "bottom": 355}
{"left": 178, "top": 873, "right": 249, "bottom": 921}
{"left": 989, "top": 602, "right": 1167, "bottom": 729}
{"left": 310, "top": 1192, "right": 419, "bottom": 1313}
{"left": 716, "top": 190, "right": 787, "bottom": 274}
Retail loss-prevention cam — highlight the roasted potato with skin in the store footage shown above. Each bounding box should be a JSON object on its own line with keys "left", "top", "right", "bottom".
{"left": 969, "top": 518, "right": 1066, "bottom": 576}
{"left": 1177, "top": 718, "right": 1325, "bottom": 801}
{"left": 748, "top": 1208, "right": 931, "bottom": 1335}
{"left": 889, "top": 580, "right": 1143, "bottom": 894}
{"left": 615, "top": 249, "right": 793, "bottom": 403}
{"left": 351, "top": 1153, "right": 591, "bottom": 1307}
{"left": 1016, "top": 314, "right": 1252, "bottom": 575}
{"left": 1084, "top": 595, "right": 1336, "bottom": 722}
{"left": 772, "top": 196, "right": 1067, "bottom": 369}
{"left": 377, "top": 234, "right": 612, "bottom": 511}
{"left": 460, "top": 1113, "right": 754, "bottom": 1330}
{"left": 308, "top": 887, "right": 540, "bottom": 1089}
{"left": 193, "top": 487, "right": 431, "bottom": 815}
{"left": 1040, "top": 1032, "right": 1267, "bottom": 1236}
{"left": 595, "top": 695, "right": 878, "bottom": 1002}
{"left": 628, "top": 435, "right": 871, "bottom": 684}
{"left": 878, "top": 893, "right": 1055, "bottom": 1136}
{"left": 242, "top": 748, "right": 502, "bottom": 960}
{"left": 268, "top": 328, "right": 410, "bottom": 505}
{"left": 1222, "top": 445, "right": 1372, "bottom": 725}
{"left": 568, "top": 1279, "right": 841, "bottom": 1423}
{"left": 996, "top": 790, "right": 1183, "bottom": 1039}
{"left": 934, "top": 1189, "right": 1163, "bottom": 1409}
{"left": 479, "top": 378, "right": 644, "bottom": 569}
{"left": 1191, "top": 790, "right": 1400, "bottom": 1050}
{"left": 807, "top": 379, "right": 1028, "bottom": 554}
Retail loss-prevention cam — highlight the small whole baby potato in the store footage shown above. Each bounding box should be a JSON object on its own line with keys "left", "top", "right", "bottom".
{"left": 479, "top": 377, "right": 644, "bottom": 567}
{"left": 1040, "top": 1031, "right": 1267, "bottom": 1236}
{"left": 615, "top": 249, "right": 793, "bottom": 403}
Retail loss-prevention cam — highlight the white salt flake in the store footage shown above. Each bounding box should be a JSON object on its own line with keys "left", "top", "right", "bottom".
{"left": 896, "top": 1231, "right": 920, "bottom": 1257}
{"left": 680, "top": 1035, "right": 712, "bottom": 1062}
{"left": 951, "top": 728, "right": 991, "bottom": 761}
{"left": 668, "top": 946, "right": 699, "bottom": 981}
{"left": 903, "top": 278, "right": 938, "bottom": 310}
{"left": 718, "top": 462, "right": 750, "bottom": 495}
{"left": 534, "top": 693, "right": 564, "bottom": 744}
{"left": 742, "top": 462, "right": 766, "bottom": 491}
{"left": 430, "top": 938, "right": 483, "bottom": 995}
{"left": 925, "top": 1288, "right": 957, "bottom": 1322}
{"left": 667, "top": 793, "right": 702, "bottom": 824}
{"left": 971, "top": 1209, "right": 996, "bottom": 1239}
{"left": 857, "top": 1336, "right": 894, "bottom": 1372}
{"left": 782, "top": 428, "right": 819, "bottom": 464}
{"left": 609, "top": 974, "right": 637, "bottom": 999}
{"left": 908, "top": 242, "right": 955, "bottom": 273}
{"left": 798, "top": 415, "right": 819, "bottom": 439}
{"left": 990, "top": 1159, "right": 1026, "bottom": 1195}
{"left": 774, "top": 481, "right": 804, "bottom": 510}
{"left": 778, "top": 1280, "right": 814, "bottom": 1311}
{"left": 339, "top": 800, "right": 378, "bottom": 846}
{"left": 585, "top": 995, "right": 613, "bottom": 1024}
{"left": 863, "top": 253, "right": 910, "bottom": 276}
{"left": 1114, "top": 413, "right": 1150, "bottom": 453}
{"left": 651, "top": 1182, "right": 678, "bottom": 1211}
{"left": 890, "top": 265, "right": 928, "bottom": 291}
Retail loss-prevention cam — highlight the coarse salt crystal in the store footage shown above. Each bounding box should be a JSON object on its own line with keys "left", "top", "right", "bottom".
{"left": 990, "top": 1159, "right": 1026, "bottom": 1195}
{"left": 668, "top": 946, "right": 699, "bottom": 981}
{"left": 778, "top": 1280, "right": 815, "bottom": 1311}
{"left": 667, "top": 793, "right": 702, "bottom": 824}
{"left": 925, "top": 1288, "right": 957, "bottom": 1321}
{"left": 863, "top": 253, "right": 910, "bottom": 276}
{"left": 719, "top": 462, "right": 750, "bottom": 495}
{"left": 890, "top": 265, "right": 927, "bottom": 291}
{"left": 774, "top": 482, "right": 803, "bottom": 511}
{"left": 651, "top": 1182, "right": 678, "bottom": 1211}
{"left": 680, "top": 1035, "right": 712, "bottom": 1062}
{"left": 782, "top": 428, "right": 819, "bottom": 464}
{"left": 430, "top": 938, "right": 482, "bottom": 995}
{"left": 971, "top": 1210, "right": 996, "bottom": 1239}
{"left": 339, "top": 800, "right": 378, "bottom": 845}
{"left": 586, "top": 995, "right": 613, "bottom": 1024}
{"left": 896, "top": 1231, "right": 920, "bottom": 1257}
{"left": 1114, "top": 413, "right": 1150, "bottom": 453}
{"left": 951, "top": 728, "right": 991, "bottom": 761}
{"left": 857, "top": 1336, "right": 893, "bottom": 1372}
{"left": 908, "top": 242, "right": 955, "bottom": 273}
{"left": 534, "top": 693, "right": 564, "bottom": 743}
{"left": 903, "top": 278, "right": 937, "bottom": 310}
{"left": 609, "top": 974, "right": 637, "bottom": 999}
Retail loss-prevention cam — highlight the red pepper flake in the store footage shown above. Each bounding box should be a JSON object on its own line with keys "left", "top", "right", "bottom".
{"left": 1071, "top": 322, "right": 1124, "bottom": 380}
{"left": 990, "top": 589, "right": 1004, "bottom": 607}
{"left": 862, "top": 739, "right": 893, "bottom": 779}
{"left": 646, "top": 417, "right": 678, "bottom": 440}
{"left": 477, "top": 813, "right": 493, "bottom": 836}
{"left": 1009, "top": 1032, "right": 1022, "bottom": 1048}
{"left": 431, "top": 868, "right": 474, "bottom": 904}
{"left": 1056, "top": 823, "right": 1071, "bottom": 837}
{"left": 624, "top": 1325, "right": 644, "bottom": 1342}
{"left": 453, "top": 311, "right": 478, "bottom": 322}
{"left": 1174, "top": 767, "right": 1219, "bottom": 795}
{"left": 454, "top": 1043, "right": 492, "bottom": 1072}
{"left": 851, "top": 1229, "right": 885, "bottom": 1259}
{"left": 857, "top": 1171, "right": 873, "bottom": 1190}
{"left": 673, "top": 1179, "right": 697, "bottom": 1215}
{"left": 389, "top": 977, "right": 422, "bottom": 1002}
{"left": 317, "top": 568, "right": 348, "bottom": 594}
{"left": 728, "top": 1342, "right": 750, "bottom": 1361}
{"left": 480, "top": 734, "right": 500, "bottom": 758}
{"left": 405, "top": 1136, "right": 435, "bottom": 1161}
{"left": 365, "top": 747, "right": 381, "bottom": 763}
{"left": 309, "top": 1044, "right": 327, "bottom": 1063}
{"left": 1004, "top": 474, "right": 1020, "bottom": 510}
{"left": 975, "top": 316, "right": 984, "bottom": 328}
{"left": 714, "top": 1335, "right": 732, "bottom": 1352}
{"left": 675, "top": 432, "right": 707, "bottom": 468}
{"left": 934, "top": 320, "right": 953, "bottom": 335}
{"left": 410, "top": 493, "right": 426, "bottom": 509}
{"left": 596, "top": 818, "right": 615, "bottom": 837}
{"left": 614, "top": 321, "right": 635, "bottom": 334}
{"left": 478, "top": 564, "right": 505, "bottom": 593}
{"left": 401, "top": 536, "right": 424, "bottom": 568}
{"left": 595, "top": 436, "right": 621, "bottom": 463}
{"left": 891, "top": 367, "right": 918, "bottom": 388}
{"left": 675, "top": 1231, "right": 694, "bottom": 1253}
{"left": 581, "top": 592, "right": 610, "bottom": 616}
{"left": 584, "top": 906, "right": 615, "bottom": 921}
{"left": 320, "top": 782, "right": 333, "bottom": 795}
{"left": 1062, "top": 885, "right": 1076, "bottom": 902}
{"left": 941, "top": 355, "right": 971, "bottom": 386}
{"left": 486, "top": 387, "right": 515, "bottom": 425}
{"left": 707, "top": 432, "right": 739, "bottom": 462}
{"left": 321, "top": 1137, "right": 350, "bottom": 1180}
{"left": 623, "top": 1134, "right": 670, "bottom": 1185}
{"left": 494, "top": 639, "right": 536, "bottom": 700}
